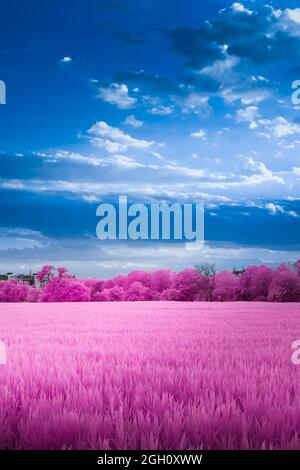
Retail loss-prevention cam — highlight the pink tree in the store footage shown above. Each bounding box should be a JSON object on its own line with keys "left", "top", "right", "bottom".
{"left": 212, "top": 271, "right": 240, "bottom": 301}
{"left": 125, "top": 282, "right": 152, "bottom": 301}
{"left": 151, "top": 270, "right": 174, "bottom": 293}
{"left": 83, "top": 279, "right": 104, "bottom": 300}
{"left": 0, "top": 280, "right": 30, "bottom": 302}
{"left": 40, "top": 267, "right": 90, "bottom": 302}
{"left": 160, "top": 288, "right": 181, "bottom": 301}
{"left": 268, "top": 265, "right": 300, "bottom": 302}
{"left": 239, "top": 265, "right": 274, "bottom": 301}
{"left": 37, "top": 265, "right": 55, "bottom": 286}
{"left": 173, "top": 269, "right": 203, "bottom": 301}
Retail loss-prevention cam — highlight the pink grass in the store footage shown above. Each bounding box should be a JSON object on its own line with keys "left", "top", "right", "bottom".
{"left": 0, "top": 301, "right": 300, "bottom": 450}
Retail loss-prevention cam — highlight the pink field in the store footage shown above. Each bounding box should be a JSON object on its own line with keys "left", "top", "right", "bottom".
{"left": 0, "top": 301, "right": 300, "bottom": 450}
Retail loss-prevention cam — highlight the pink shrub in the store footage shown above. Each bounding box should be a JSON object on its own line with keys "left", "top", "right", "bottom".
{"left": 125, "top": 282, "right": 152, "bottom": 301}
{"left": 213, "top": 271, "right": 240, "bottom": 301}
{"left": 93, "top": 289, "right": 111, "bottom": 301}
{"left": 239, "top": 265, "right": 274, "bottom": 301}
{"left": 160, "top": 288, "right": 181, "bottom": 301}
{"left": 150, "top": 270, "right": 174, "bottom": 293}
{"left": 268, "top": 266, "right": 300, "bottom": 302}
{"left": 37, "top": 265, "right": 54, "bottom": 285}
{"left": 0, "top": 280, "right": 29, "bottom": 302}
{"left": 41, "top": 277, "right": 90, "bottom": 302}
{"left": 173, "top": 269, "right": 203, "bottom": 301}
{"left": 93, "top": 286, "right": 125, "bottom": 302}
{"left": 26, "top": 286, "right": 42, "bottom": 303}
{"left": 83, "top": 279, "right": 104, "bottom": 300}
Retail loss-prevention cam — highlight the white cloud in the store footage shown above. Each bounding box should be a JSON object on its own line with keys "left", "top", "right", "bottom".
{"left": 148, "top": 105, "right": 174, "bottom": 115}
{"left": 241, "top": 157, "right": 284, "bottom": 185}
{"left": 265, "top": 202, "right": 284, "bottom": 215}
{"left": 98, "top": 83, "right": 137, "bottom": 109}
{"left": 163, "top": 164, "right": 206, "bottom": 178}
{"left": 59, "top": 56, "right": 72, "bottom": 63}
{"left": 87, "top": 121, "right": 154, "bottom": 153}
{"left": 285, "top": 8, "right": 300, "bottom": 24}
{"left": 36, "top": 150, "right": 107, "bottom": 167}
{"left": 0, "top": 227, "right": 47, "bottom": 251}
{"left": 35, "top": 149, "right": 148, "bottom": 171}
{"left": 236, "top": 106, "right": 259, "bottom": 128}
{"left": 150, "top": 151, "right": 164, "bottom": 160}
{"left": 293, "top": 167, "right": 300, "bottom": 176}
{"left": 221, "top": 86, "right": 271, "bottom": 105}
{"left": 279, "top": 8, "right": 300, "bottom": 37}
{"left": 172, "top": 93, "right": 211, "bottom": 115}
{"left": 265, "top": 203, "right": 298, "bottom": 217}
{"left": 82, "top": 194, "right": 101, "bottom": 203}
{"left": 1, "top": 180, "right": 25, "bottom": 190}
{"left": 123, "top": 115, "right": 143, "bottom": 128}
{"left": 112, "top": 155, "right": 145, "bottom": 169}
{"left": 289, "top": 210, "right": 298, "bottom": 218}
{"left": 200, "top": 56, "right": 239, "bottom": 81}
{"left": 191, "top": 129, "right": 207, "bottom": 139}
{"left": 256, "top": 116, "right": 300, "bottom": 139}
{"left": 232, "top": 3, "right": 252, "bottom": 14}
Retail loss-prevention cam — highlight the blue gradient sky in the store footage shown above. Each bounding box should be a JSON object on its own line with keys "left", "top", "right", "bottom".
{"left": 1, "top": 0, "right": 300, "bottom": 277}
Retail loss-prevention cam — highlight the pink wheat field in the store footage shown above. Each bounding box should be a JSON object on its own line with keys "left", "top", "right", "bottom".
{"left": 0, "top": 301, "right": 300, "bottom": 450}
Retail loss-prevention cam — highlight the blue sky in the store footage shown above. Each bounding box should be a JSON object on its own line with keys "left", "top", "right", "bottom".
{"left": 1, "top": 0, "right": 300, "bottom": 277}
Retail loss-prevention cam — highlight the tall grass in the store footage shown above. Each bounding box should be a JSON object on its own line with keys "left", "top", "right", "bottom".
{"left": 0, "top": 301, "right": 299, "bottom": 449}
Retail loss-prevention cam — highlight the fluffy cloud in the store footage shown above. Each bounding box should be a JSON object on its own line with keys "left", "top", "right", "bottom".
{"left": 293, "top": 167, "right": 300, "bottom": 176}
{"left": 236, "top": 106, "right": 259, "bottom": 128}
{"left": 241, "top": 157, "right": 284, "bottom": 185}
{"left": 191, "top": 129, "right": 207, "bottom": 139}
{"left": 87, "top": 121, "right": 154, "bottom": 153}
{"left": 148, "top": 105, "right": 174, "bottom": 115}
{"left": 279, "top": 8, "right": 300, "bottom": 37}
{"left": 231, "top": 3, "right": 253, "bottom": 15}
{"left": 59, "top": 56, "right": 72, "bottom": 63}
{"left": 123, "top": 115, "right": 143, "bottom": 128}
{"left": 167, "top": 2, "right": 300, "bottom": 108}
{"left": 35, "top": 151, "right": 107, "bottom": 167}
{"left": 255, "top": 117, "right": 300, "bottom": 140}
{"left": 171, "top": 93, "right": 211, "bottom": 115}
{"left": 285, "top": 8, "right": 300, "bottom": 24}
{"left": 97, "top": 83, "right": 137, "bottom": 109}
{"left": 265, "top": 203, "right": 298, "bottom": 218}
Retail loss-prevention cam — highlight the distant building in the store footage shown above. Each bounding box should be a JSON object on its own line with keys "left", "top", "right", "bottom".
{"left": 0, "top": 272, "right": 37, "bottom": 286}
{"left": 17, "top": 274, "right": 36, "bottom": 286}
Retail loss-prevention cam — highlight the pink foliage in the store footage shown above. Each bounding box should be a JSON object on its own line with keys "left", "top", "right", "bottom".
{"left": 26, "top": 286, "right": 42, "bottom": 303}
{"left": 0, "top": 280, "right": 29, "bottom": 302}
{"left": 40, "top": 266, "right": 90, "bottom": 302}
{"left": 172, "top": 269, "right": 203, "bottom": 301}
{"left": 37, "top": 265, "right": 54, "bottom": 285}
{"left": 93, "top": 286, "right": 125, "bottom": 302}
{"left": 239, "top": 265, "right": 274, "bottom": 301}
{"left": 213, "top": 271, "right": 240, "bottom": 301}
{"left": 41, "top": 277, "right": 90, "bottom": 302}
{"left": 268, "top": 265, "right": 300, "bottom": 302}
{"left": 2, "top": 261, "right": 300, "bottom": 303}
{"left": 125, "top": 282, "right": 152, "bottom": 301}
